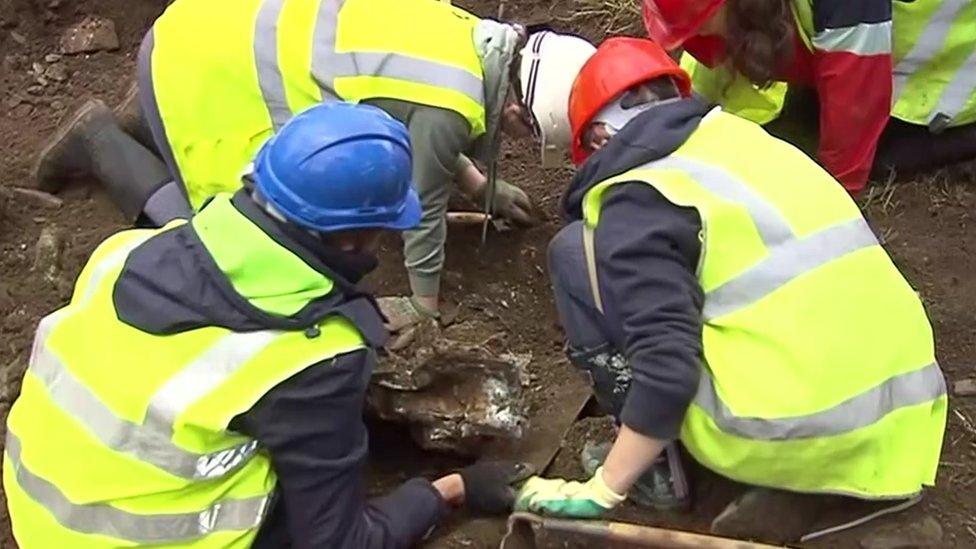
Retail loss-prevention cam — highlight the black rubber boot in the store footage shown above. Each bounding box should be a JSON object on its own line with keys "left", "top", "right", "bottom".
{"left": 33, "top": 99, "right": 114, "bottom": 193}
{"left": 33, "top": 98, "right": 173, "bottom": 221}
{"left": 114, "top": 82, "right": 158, "bottom": 153}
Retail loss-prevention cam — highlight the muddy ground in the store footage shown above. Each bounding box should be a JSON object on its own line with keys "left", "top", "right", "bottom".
{"left": 1, "top": 0, "right": 975, "bottom": 547}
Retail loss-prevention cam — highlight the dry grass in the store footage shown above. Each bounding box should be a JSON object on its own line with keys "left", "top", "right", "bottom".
{"left": 554, "top": 0, "right": 643, "bottom": 38}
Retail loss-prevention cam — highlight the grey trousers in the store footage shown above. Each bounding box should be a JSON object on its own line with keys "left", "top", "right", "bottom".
{"left": 549, "top": 221, "right": 634, "bottom": 416}
{"left": 135, "top": 30, "right": 193, "bottom": 226}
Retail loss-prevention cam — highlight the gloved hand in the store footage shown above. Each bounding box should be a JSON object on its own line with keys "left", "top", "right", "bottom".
{"left": 459, "top": 461, "right": 535, "bottom": 514}
{"left": 490, "top": 178, "right": 536, "bottom": 226}
{"left": 514, "top": 467, "right": 626, "bottom": 518}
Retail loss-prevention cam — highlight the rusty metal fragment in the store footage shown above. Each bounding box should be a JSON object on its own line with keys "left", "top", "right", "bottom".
{"left": 368, "top": 320, "right": 528, "bottom": 455}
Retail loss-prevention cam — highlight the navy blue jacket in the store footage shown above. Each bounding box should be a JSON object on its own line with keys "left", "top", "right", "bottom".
{"left": 561, "top": 98, "right": 710, "bottom": 440}
{"left": 112, "top": 191, "right": 447, "bottom": 548}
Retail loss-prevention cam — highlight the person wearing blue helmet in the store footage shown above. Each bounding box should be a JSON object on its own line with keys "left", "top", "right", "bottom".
{"left": 4, "top": 102, "right": 530, "bottom": 548}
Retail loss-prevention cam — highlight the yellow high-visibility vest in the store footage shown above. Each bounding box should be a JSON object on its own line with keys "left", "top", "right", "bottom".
{"left": 581, "top": 109, "right": 947, "bottom": 498}
{"left": 892, "top": 0, "right": 976, "bottom": 131}
{"left": 4, "top": 195, "right": 368, "bottom": 547}
{"left": 687, "top": 0, "right": 976, "bottom": 131}
{"left": 151, "top": 0, "right": 487, "bottom": 209}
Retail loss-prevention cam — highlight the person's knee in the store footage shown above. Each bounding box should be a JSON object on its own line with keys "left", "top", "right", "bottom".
{"left": 547, "top": 222, "right": 585, "bottom": 286}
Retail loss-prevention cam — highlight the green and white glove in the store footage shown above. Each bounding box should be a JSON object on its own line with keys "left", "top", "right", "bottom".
{"left": 514, "top": 467, "right": 626, "bottom": 518}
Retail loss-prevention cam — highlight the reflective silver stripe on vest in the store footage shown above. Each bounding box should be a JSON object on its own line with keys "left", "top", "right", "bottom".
{"left": 28, "top": 239, "right": 272, "bottom": 480}
{"left": 704, "top": 217, "right": 878, "bottom": 321}
{"left": 694, "top": 362, "right": 946, "bottom": 440}
{"left": 254, "top": 0, "right": 291, "bottom": 131}
{"left": 929, "top": 46, "right": 976, "bottom": 125}
{"left": 893, "top": 0, "right": 969, "bottom": 102}
{"left": 813, "top": 22, "right": 892, "bottom": 56}
{"left": 4, "top": 432, "right": 269, "bottom": 543}
{"left": 645, "top": 156, "right": 795, "bottom": 248}
{"left": 309, "top": 0, "right": 485, "bottom": 105}
{"left": 597, "top": 156, "right": 879, "bottom": 320}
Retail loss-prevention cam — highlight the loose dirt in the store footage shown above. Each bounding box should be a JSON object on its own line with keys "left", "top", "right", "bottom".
{"left": 1, "top": 0, "right": 975, "bottom": 548}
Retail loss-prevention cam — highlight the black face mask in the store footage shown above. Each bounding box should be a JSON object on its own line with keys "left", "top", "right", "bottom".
{"left": 312, "top": 241, "right": 378, "bottom": 285}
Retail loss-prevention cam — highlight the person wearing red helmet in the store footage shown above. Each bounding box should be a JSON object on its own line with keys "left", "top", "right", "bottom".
{"left": 514, "top": 38, "right": 946, "bottom": 543}
{"left": 641, "top": 0, "right": 976, "bottom": 195}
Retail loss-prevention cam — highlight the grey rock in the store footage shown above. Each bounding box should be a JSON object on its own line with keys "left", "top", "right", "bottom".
{"left": 43, "top": 53, "right": 62, "bottom": 63}
{"left": 859, "top": 515, "right": 943, "bottom": 549}
{"left": 32, "top": 226, "right": 64, "bottom": 284}
{"left": 9, "top": 187, "right": 63, "bottom": 208}
{"left": 44, "top": 62, "right": 67, "bottom": 82}
{"left": 9, "top": 30, "right": 26, "bottom": 46}
{"left": 59, "top": 16, "right": 118, "bottom": 54}
{"left": 953, "top": 378, "right": 976, "bottom": 397}
{"left": 0, "top": 358, "right": 24, "bottom": 404}
{"left": 368, "top": 320, "right": 527, "bottom": 455}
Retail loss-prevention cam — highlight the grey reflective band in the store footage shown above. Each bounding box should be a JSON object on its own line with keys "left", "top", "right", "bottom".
{"left": 5, "top": 432, "right": 269, "bottom": 543}
{"left": 309, "top": 0, "right": 485, "bottom": 106}
{"left": 928, "top": 46, "right": 976, "bottom": 127}
{"left": 694, "top": 362, "right": 946, "bottom": 440}
{"left": 254, "top": 0, "right": 291, "bottom": 131}
{"left": 582, "top": 223, "right": 605, "bottom": 315}
{"left": 893, "top": 0, "right": 969, "bottom": 101}
{"left": 646, "top": 156, "right": 794, "bottom": 247}
{"left": 27, "top": 238, "right": 274, "bottom": 480}
{"left": 704, "top": 217, "right": 878, "bottom": 321}
{"left": 812, "top": 22, "right": 892, "bottom": 56}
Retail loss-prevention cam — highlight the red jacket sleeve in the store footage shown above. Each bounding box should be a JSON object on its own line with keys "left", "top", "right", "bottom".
{"left": 810, "top": 0, "right": 893, "bottom": 194}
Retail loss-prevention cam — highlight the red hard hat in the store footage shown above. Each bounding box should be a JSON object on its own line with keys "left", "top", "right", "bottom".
{"left": 642, "top": 0, "right": 726, "bottom": 50}
{"left": 568, "top": 38, "right": 692, "bottom": 165}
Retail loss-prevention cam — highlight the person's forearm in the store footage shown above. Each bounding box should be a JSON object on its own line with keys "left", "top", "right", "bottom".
{"left": 601, "top": 424, "right": 668, "bottom": 494}
{"left": 455, "top": 155, "right": 487, "bottom": 199}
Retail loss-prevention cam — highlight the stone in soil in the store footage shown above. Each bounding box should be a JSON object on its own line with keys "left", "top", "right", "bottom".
{"left": 953, "top": 378, "right": 976, "bottom": 396}
{"left": 59, "top": 16, "right": 119, "bottom": 54}
{"left": 368, "top": 320, "right": 528, "bottom": 455}
{"left": 32, "top": 225, "right": 65, "bottom": 284}
{"left": 44, "top": 62, "right": 69, "bottom": 82}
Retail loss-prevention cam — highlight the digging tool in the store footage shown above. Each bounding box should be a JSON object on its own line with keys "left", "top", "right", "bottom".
{"left": 448, "top": 211, "right": 512, "bottom": 231}
{"left": 500, "top": 512, "right": 784, "bottom": 549}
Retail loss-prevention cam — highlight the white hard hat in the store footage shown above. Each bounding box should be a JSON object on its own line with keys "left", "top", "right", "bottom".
{"left": 519, "top": 31, "right": 596, "bottom": 169}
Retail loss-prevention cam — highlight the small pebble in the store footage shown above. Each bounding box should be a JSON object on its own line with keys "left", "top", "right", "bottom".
{"left": 954, "top": 378, "right": 976, "bottom": 397}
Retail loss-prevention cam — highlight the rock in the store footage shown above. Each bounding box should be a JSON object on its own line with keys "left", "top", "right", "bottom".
{"left": 50, "top": 99, "right": 64, "bottom": 111}
{"left": 25, "top": 84, "right": 43, "bottom": 95}
{"left": 9, "top": 30, "right": 26, "bottom": 46}
{"left": 954, "top": 378, "right": 976, "bottom": 397}
{"left": 44, "top": 62, "right": 68, "bottom": 82}
{"left": 59, "top": 16, "right": 119, "bottom": 54}
{"left": 368, "top": 321, "right": 527, "bottom": 455}
{"left": 44, "top": 53, "right": 62, "bottom": 63}
{"left": 5, "top": 95, "right": 22, "bottom": 109}
{"left": 9, "top": 187, "right": 64, "bottom": 208}
{"left": 0, "top": 358, "right": 24, "bottom": 404}
{"left": 32, "top": 226, "right": 64, "bottom": 284}
{"left": 859, "top": 515, "right": 943, "bottom": 549}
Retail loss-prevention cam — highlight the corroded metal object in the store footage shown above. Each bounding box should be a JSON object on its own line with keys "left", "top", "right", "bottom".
{"left": 368, "top": 321, "right": 529, "bottom": 455}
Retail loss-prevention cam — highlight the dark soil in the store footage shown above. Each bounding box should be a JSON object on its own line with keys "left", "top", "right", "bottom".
{"left": 1, "top": 0, "right": 975, "bottom": 548}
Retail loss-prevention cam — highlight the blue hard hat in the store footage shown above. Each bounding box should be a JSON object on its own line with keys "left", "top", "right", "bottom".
{"left": 252, "top": 102, "right": 421, "bottom": 233}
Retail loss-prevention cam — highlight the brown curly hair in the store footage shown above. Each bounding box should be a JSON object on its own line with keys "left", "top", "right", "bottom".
{"left": 725, "top": 0, "right": 795, "bottom": 88}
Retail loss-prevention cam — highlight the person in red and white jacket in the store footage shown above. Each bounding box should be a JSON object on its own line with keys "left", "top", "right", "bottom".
{"left": 642, "top": 0, "right": 893, "bottom": 194}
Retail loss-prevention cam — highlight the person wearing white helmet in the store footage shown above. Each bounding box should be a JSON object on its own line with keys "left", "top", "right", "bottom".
{"left": 33, "top": 1, "right": 595, "bottom": 334}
